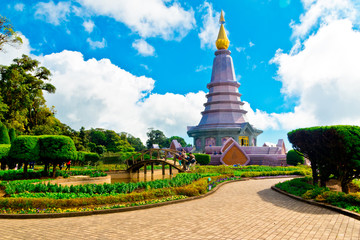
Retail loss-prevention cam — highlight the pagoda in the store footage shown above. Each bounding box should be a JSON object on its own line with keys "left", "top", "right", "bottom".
{"left": 187, "top": 10, "right": 262, "bottom": 152}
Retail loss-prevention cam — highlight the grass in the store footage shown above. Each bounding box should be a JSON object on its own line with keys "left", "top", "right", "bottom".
{"left": 0, "top": 165, "right": 311, "bottom": 214}
{"left": 276, "top": 177, "right": 360, "bottom": 213}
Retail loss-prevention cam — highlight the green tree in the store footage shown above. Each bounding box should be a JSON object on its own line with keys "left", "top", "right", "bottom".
{"left": 286, "top": 149, "right": 304, "bottom": 166}
{"left": 288, "top": 125, "right": 360, "bottom": 193}
{"left": 0, "top": 96, "right": 8, "bottom": 122}
{"left": 88, "top": 128, "right": 134, "bottom": 153}
{"left": 164, "top": 136, "right": 187, "bottom": 148}
{"left": 39, "top": 135, "right": 77, "bottom": 177}
{"left": 121, "top": 132, "right": 146, "bottom": 151}
{"left": 0, "top": 16, "right": 22, "bottom": 51}
{"left": 146, "top": 128, "right": 167, "bottom": 149}
{"left": 0, "top": 55, "right": 56, "bottom": 132}
{"left": 89, "top": 128, "right": 107, "bottom": 146}
{"left": 0, "top": 144, "right": 10, "bottom": 170}
{"left": 79, "top": 126, "right": 89, "bottom": 149}
{"left": 8, "top": 127, "right": 16, "bottom": 143}
{"left": 8, "top": 136, "right": 40, "bottom": 173}
{"left": 0, "top": 122, "right": 10, "bottom": 144}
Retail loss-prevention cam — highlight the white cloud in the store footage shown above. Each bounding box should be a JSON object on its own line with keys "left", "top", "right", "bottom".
{"left": 76, "top": 0, "right": 195, "bottom": 40}
{"left": 87, "top": 38, "right": 106, "bottom": 49}
{"left": 38, "top": 50, "right": 205, "bottom": 142}
{"left": 140, "top": 64, "right": 150, "bottom": 71}
{"left": 271, "top": 19, "right": 360, "bottom": 128}
{"left": 290, "top": 0, "right": 357, "bottom": 38}
{"left": 14, "top": 3, "right": 25, "bottom": 11}
{"left": 83, "top": 20, "right": 95, "bottom": 33}
{"left": 195, "top": 65, "right": 211, "bottom": 72}
{"left": 0, "top": 33, "right": 32, "bottom": 66}
{"left": 237, "top": 0, "right": 360, "bottom": 136}
{"left": 249, "top": 41, "right": 255, "bottom": 47}
{"left": 198, "top": 1, "right": 220, "bottom": 49}
{"left": 235, "top": 47, "right": 245, "bottom": 52}
{"left": 35, "top": 1, "right": 71, "bottom": 26}
{"left": 132, "top": 39, "right": 155, "bottom": 56}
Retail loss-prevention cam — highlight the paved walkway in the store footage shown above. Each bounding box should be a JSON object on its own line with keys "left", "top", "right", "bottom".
{"left": 1, "top": 178, "right": 359, "bottom": 240}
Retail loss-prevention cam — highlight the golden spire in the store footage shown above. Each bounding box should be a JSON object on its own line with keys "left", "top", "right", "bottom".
{"left": 216, "top": 10, "right": 230, "bottom": 50}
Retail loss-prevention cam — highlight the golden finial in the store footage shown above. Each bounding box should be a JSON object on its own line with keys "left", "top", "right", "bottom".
{"left": 219, "top": 10, "right": 225, "bottom": 24}
{"left": 215, "top": 10, "right": 230, "bottom": 50}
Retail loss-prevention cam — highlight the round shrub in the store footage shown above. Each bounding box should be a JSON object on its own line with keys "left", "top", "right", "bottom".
{"left": 9, "top": 136, "right": 40, "bottom": 165}
{"left": 193, "top": 153, "right": 211, "bottom": 165}
{"left": 286, "top": 149, "right": 304, "bottom": 166}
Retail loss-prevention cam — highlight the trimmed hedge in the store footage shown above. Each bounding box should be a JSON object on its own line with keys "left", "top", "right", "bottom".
{"left": 0, "top": 144, "right": 10, "bottom": 159}
{"left": 77, "top": 151, "right": 100, "bottom": 165}
{"left": 193, "top": 153, "right": 211, "bottom": 165}
{"left": 276, "top": 177, "right": 360, "bottom": 213}
{"left": 0, "top": 123, "right": 10, "bottom": 144}
{"left": 39, "top": 135, "right": 77, "bottom": 162}
{"left": 8, "top": 128, "right": 16, "bottom": 143}
{"left": 9, "top": 136, "right": 40, "bottom": 164}
{"left": 286, "top": 149, "right": 304, "bottom": 166}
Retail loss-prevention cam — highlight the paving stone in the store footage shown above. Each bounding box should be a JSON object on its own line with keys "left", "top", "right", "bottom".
{"left": 0, "top": 178, "right": 359, "bottom": 239}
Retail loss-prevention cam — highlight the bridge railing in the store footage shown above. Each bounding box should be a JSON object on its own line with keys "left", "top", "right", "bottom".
{"left": 125, "top": 148, "right": 191, "bottom": 170}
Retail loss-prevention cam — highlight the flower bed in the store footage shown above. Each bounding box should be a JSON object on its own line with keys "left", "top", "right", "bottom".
{"left": 275, "top": 177, "right": 360, "bottom": 213}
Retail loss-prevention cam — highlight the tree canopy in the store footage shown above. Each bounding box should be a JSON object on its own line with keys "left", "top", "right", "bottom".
{"left": 0, "top": 16, "right": 22, "bottom": 51}
{"left": 288, "top": 125, "right": 360, "bottom": 193}
{"left": 146, "top": 128, "right": 167, "bottom": 149}
{"left": 0, "top": 55, "right": 56, "bottom": 132}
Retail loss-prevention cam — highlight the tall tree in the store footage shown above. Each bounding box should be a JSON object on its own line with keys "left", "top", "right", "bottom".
{"left": 146, "top": 128, "right": 167, "bottom": 149}
{"left": 0, "top": 16, "right": 22, "bottom": 51}
{"left": 0, "top": 55, "right": 56, "bottom": 132}
{"left": 121, "top": 132, "right": 146, "bottom": 152}
{"left": 164, "top": 136, "right": 187, "bottom": 148}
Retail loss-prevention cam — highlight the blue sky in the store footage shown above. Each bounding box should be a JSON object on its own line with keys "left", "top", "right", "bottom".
{"left": 1, "top": 0, "right": 360, "bottom": 149}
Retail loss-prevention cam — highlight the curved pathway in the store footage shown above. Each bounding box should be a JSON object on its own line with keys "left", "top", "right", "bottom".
{"left": 1, "top": 178, "right": 359, "bottom": 240}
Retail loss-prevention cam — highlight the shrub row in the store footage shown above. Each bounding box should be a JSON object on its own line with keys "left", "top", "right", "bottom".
{"left": 3, "top": 173, "right": 202, "bottom": 197}
{"left": 193, "top": 153, "right": 211, "bottom": 165}
{"left": 276, "top": 177, "right": 360, "bottom": 213}
{"left": 0, "top": 169, "right": 107, "bottom": 181}
{"left": 0, "top": 144, "right": 10, "bottom": 160}
{"left": 194, "top": 165, "right": 311, "bottom": 177}
{"left": 0, "top": 174, "right": 229, "bottom": 210}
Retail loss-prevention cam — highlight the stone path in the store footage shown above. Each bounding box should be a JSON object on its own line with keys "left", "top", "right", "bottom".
{"left": 1, "top": 178, "right": 359, "bottom": 240}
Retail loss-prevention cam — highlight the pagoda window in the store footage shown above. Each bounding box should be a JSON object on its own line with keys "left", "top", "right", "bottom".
{"left": 239, "top": 136, "right": 249, "bottom": 146}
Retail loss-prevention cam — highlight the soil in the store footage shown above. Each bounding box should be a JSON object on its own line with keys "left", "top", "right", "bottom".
{"left": 326, "top": 179, "right": 360, "bottom": 193}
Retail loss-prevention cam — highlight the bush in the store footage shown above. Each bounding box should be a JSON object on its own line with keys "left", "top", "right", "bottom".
{"left": 193, "top": 153, "right": 210, "bottom": 165}
{"left": 0, "top": 144, "right": 10, "bottom": 159}
{"left": 286, "top": 149, "right": 304, "bottom": 166}
{"left": 77, "top": 151, "right": 100, "bottom": 165}
{"left": 39, "top": 135, "right": 77, "bottom": 162}
{"left": 8, "top": 128, "right": 16, "bottom": 143}
{"left": 8, "top": 136, "right": 40, "bottom": 169}
{"left": 0, "top": 122, "right": 10, "bottom": 144}
{"left": 101, "top": 151, "right": 135, "bottom": 164}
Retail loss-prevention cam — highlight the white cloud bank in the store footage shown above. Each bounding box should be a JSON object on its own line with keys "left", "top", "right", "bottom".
{"left": 76, "top": 0, "right": 196, "bottom": 40}
{"left": 40, "top": 50, "right": 205, "bottom": 142}
{"left": 246, "top": 0, "right": 360, "bottom": 133}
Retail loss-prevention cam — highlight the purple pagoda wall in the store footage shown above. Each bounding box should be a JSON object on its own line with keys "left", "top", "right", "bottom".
{"left": 188, "top": 49, "right": 262, "bottom": 151}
